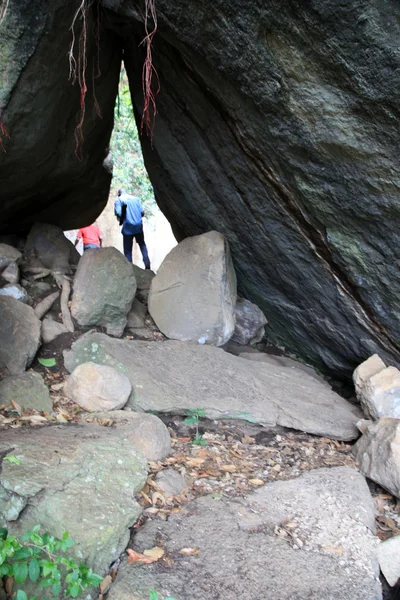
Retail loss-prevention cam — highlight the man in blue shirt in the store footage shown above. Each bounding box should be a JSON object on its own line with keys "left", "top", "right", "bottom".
{"left": 114, "top": 189, "right": 151, "bottom": 269}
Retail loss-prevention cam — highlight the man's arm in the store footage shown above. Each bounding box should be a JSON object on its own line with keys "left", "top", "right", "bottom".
{"left": 75, "top": 230, "right": 82, "bottom": 247}
{"left": 114, "top": 198, "right": 122, "bottom": 217}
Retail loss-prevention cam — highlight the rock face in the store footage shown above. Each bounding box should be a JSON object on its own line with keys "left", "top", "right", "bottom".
{"left": 64, "top": 331, "right": 361, "bottom": 440}
{"left": 353, "top": 419, "right": 400, "bottom": 499}
{"left": 85, "top": 410, "right": 171, "bottom": 461}
{"left": 71, "top": 247, "right": 136, "bottom": 336}
{"left": 0, "top": 296, "right": 41, "bottom": 377}
{"left": 148, "top": 231, "right": 237, "bottom": 346}
{"left": 0, "top": 424, "right": 147, "bottom": 574}
{"left": 231, "top": 298, "right": 267, "bottom": 345}
{"left": 0, "top": 371, "right": 52, "bottom": 413}
{"left": 64, "top": 362, "right": 132, "bottom": 412}
{"left": 2, "top": 1, "right": 400, "bottom": 376}
{"left": 108, "top": 467, "right": 380, "bottom": 600}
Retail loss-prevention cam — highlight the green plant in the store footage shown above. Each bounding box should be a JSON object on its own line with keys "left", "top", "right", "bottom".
{"left": 0, "top": 525, "right": 102, "bottom": 599}
{"left": 184, "top": 409, "right": 207, "bottom": 446}
{"left": 3, "top": 455, "right": 21, "bottom": 465}
{"left": 149, "top": 588, "right": 176, "bottom": 600}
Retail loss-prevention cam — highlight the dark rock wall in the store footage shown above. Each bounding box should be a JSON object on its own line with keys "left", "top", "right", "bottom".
{"left": 116, "top": 0, "right": 400, "bottom": 375}
{"left": 0, "top": 0, "right": 122, "bottom": 232}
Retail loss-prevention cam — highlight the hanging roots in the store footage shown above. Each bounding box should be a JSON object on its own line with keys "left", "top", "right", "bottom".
{"left": 140, "top": 0, "right": 160, "bottom": 140}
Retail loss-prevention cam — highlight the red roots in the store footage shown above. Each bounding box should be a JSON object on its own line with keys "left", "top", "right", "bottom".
{"left": 140, "top": 0, "right": 160, "bottom": 140}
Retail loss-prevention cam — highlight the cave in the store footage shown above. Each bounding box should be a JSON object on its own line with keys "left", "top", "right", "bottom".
{"left": 1, "top": 0, "right": 400, "bottom": 377}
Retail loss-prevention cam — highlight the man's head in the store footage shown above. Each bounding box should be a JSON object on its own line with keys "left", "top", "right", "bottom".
{"left": 118, "top": 188, "right": 125, "bottom": 197}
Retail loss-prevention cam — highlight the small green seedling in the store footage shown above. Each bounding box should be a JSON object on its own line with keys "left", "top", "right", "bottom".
{"left": 149, "top": 588, "right": 177, "bottom": 600}
{"left": 184, "top": 408, "right": 206, "bottom": 446}
{"left": 3, "top": 455, "right": 21, "bottom": 465}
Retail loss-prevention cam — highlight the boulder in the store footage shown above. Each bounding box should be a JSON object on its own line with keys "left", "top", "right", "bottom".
{"left": 127, "top": 298, "right": 147, "bottom": 329}
{"left": 155, "top": 469, "right": 187, "bottom": 498}
{"left": 64, "top": 362, "right": 131, "bottom": 412}
{"left": 353, "top": 354, "right": 386, "bottom": 395}
{"left": 148, "top": 231, "right": 237, "bottom": 346}
{"left": 107, "top": 467, "right": 379, "bottom": 600}
{"left": 231, "top": 298, "right": 268, "bottom": 345}
{"left": 71, "top": 247, "right": 136, "bottom": 337}
{"left": 0, "top": 283, "right": 32, "bottom": 304}
{"left": 84, "top": 410, "right": 171, "bottom": 461}
{"left": 378, "top": 535, "right": 400, "bottom": 587}
{"left": 0, "top": 256, "right": 11, "bottom": 272}
{"left": 64, "top": 331, "right": 361, "bottom": 440}
{"left": 132, "top": 265, "right": 155, "bottom": 303}
{"left": 0, "top": 296, "right": 41, "bottom": 377}
{"left": 0, "top": 424, "right": 147, "bottom": 575}
{"left": 41, "top": 316, "right": 69, "bottom": 343}
{"left": 0, "top": 371, "right": 52, "bottom": 413}
{"left": 1, "top": 262, "right": 19, "bottom": 284}
{"left": 356, "top": 366, "right": 400, "bottom": 420}
{"left": 0, "top": 244, "right": 22, "bottom": 262}
{"left": 24, "top": 223, "right": 80, "bottom": 273}
{"left": 353, "top": 419, "right": 400, "bottom": 498}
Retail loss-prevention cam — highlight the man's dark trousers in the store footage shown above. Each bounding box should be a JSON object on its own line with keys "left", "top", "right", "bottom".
{"left": 123, "top": 229, "right": 150, "bottom": 269}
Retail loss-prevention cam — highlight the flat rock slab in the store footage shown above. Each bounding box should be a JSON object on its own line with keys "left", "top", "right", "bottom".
{"left": 0, "top": 371, "right": 52, "bottom": 413}
{"left": 0, "top": 424, "right": 147, "bottom": 575}
{"left": 64, "top": 332, "right": 361, "bottom": 440}
{"left": 108, "top": 467, "right": 380, "bottom": 600}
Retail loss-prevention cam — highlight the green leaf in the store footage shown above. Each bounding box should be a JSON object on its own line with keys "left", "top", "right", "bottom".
{"left": 89, "top": 573, "right": 103, "bottom": 586}
{"left": 68, "top": 581, "right": 81, "bottom": 597}
{"left": 193, "top": 438, "right": 207, "bottom": 446}
{"left": 0, "top": 527, "right": 7, "bottom": 540}
{"left": 16, "top": 591, "right": 28, "bottom": 600}
{"left": 29, "top": 557, "right": 40, "bottom": 582}
{"left": 38, "top": 357, "right": 56, "bottom": 367}
{"left": 14, "top": 560, "right": 28, "bottom": 584}
{"left": 3, "top": 455, "right": 21, "bottom": 465}
{"left": 184, "top": 416, "right": 197, "bottom": 425}
{"left": 52, "top": 582, "right": 61, "bottom": 595}
{"left": 149, "top": 590, "right": 159, "bottom": 600}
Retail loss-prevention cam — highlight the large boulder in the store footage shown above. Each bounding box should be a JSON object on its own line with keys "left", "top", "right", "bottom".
{"left": 64, "top": 331, "right": 361, "bottom": 440}
{"left": 0, "top": 371, "right": 52, "bottom": 413}
{"left": 0, "top": 296, "right": 41, "bottom": 377}
{"left": 0, "top": 424, "right": 148, "bottom": 574}
{"left": 107, "top": 467, "right": 380, "bottom": 600}
{"left": 353, "top": 419, "right": 400, "bottom": 499}
{"left": 64, "top": 362, "right": 132, "bottom": 412}
{"left": 148, "top": 231, "right": 237, "bottom": 346}
{"left": 71, "top": 247, "right": 136, "bottom": 336}
{"left": 24, "top": 223, "right": 80, "bottom": 273}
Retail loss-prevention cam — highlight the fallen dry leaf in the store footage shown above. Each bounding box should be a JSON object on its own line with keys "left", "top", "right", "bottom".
{"left": 10, "top": 400, "right": 22, "bottom": 415}
{"left": 221, "top": 465, "right": 237, "bottom": 473}
{"left": 179, "top": 547, "right": 200, "bottom": 556}
{"left": 99, "top": 575, "right": 112, "bottom": 593}
{"left": 5, "top": 576, "right": 14, "bottom": 595}
{"left": 143, "top": 547, "right": 165, "bottom": 560}
{"left": 152, "top": 491, "right": 166, "bottom": 506}
{"left": 321, "top": 545, "right": 344, "bottom": 555}
{"left": 126, "top": 549, "right": 158, "bottom": 564}
{"left": 248, "top": 478, "right": 264, "bottom": 486}
{"left": 51, "top": 382, "right": 64, "bottom": 391}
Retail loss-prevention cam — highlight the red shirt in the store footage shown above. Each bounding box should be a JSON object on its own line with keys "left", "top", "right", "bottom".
{"left": 77, "top": 225, "right": 102, "bottom": 246}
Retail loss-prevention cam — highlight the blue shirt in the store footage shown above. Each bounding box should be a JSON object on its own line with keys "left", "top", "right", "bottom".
{"left": 114, "top": 194, "right": 144, "bottom": 235}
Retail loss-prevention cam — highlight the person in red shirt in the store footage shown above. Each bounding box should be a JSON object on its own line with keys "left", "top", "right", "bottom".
{"left": 75, "top": 224, "right": 103, "bottom": 251}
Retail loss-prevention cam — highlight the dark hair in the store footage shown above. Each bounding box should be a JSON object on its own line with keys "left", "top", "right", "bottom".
{"left": 118, "top": 188, "right": 125, "bottom": 197}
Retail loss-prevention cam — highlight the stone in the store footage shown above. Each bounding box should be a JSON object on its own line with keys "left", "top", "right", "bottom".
{"left": 353, "top": 418, "right": 400, "bottom": 498}
{"left": 378, "top": 535, "right": 400, "bottom": 587}
{"left": 84, "top": 410, "right": 171, "bottom": 461}
{"left": 357, "top": 366, "right": 400, "bottom": 420}
{"left": 0, "top": 424, "right": 147, "bottom": 575}
{"left": 0, "top": 244, "right": 22, "bottom": 262}
{"left": 0, "top": 283, "right": 32, "bottom": 304}
{"left": 71, "top": 247, "right": 136, "bottom": 337}
{"left": 0, "top": 371, "right": 52, "bottom": 413}
{"left": 64, "top": 331, "right": 362, "bottom": 440}
{"left": 127, "top": 298, "right": 147, "bottom": 329}
{"left": 64, "top": 362, "right": 131, "bottom": 412}
{"left": 107, "top": 467, "right": 380, "bottom": 600}
{"left": 0, "top": 256, "right": 10, "bottom": 272}
{"left": 155, "top": 469, "right": 187, "bottom": 498}
{"left": 353, "top": 354, "right": 386, "bottom": 395}
{"left": 148, "top": 231, "right": 237, "bottom": 346}
{"left": 132, "top": 265, "right": 155, "bottom": 302}
{"left": 231, "top": 298, "right": 268, "bottom": 345}
{"left": 0, "top": 296, "right": 41, "bottom": 377}
{"left": 1, "top": 262, "right": 19, "bottom": 284}
{"left": 41, "top": 316, "right": 69, "bottom": 344}
{"left": 24, "top": 223, "right": 80, "bottom": 273}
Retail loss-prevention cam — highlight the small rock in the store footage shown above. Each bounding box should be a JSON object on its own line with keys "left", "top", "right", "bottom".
{"left": 0, "top": 284, "right": 32, "bottom": 304}
{"left": 358, "top": 366, "right": 400, "bottom": 419}
{"left": 64, "top": 362, "right": 131, "bottom": 412}
{"left": 378, "top": 535, "right": 400, "bottom": 586}
{"left": 0, "top": 296, "right": 41, "bottom": 376}
{"left": 353, "top": 354, "right": 386, "bottom": 396}
{"left": 353, "top": 418, "right": 400, "bottom": 498}
{"left": 41, "top": 317, "right": 69, "bottom": 344}
{"left": 0, "top": 255, "right": 10, "bottom": 272}
{"left": 85, "top": 410, "right": 171, "bottom": 461}
{"left": 127, "top": 298, "right": 147, "bottom": 329}
{"left": 155, "top": 468, "right": 187, "bottom": 498}
{"left": 132, "top": 265, "right": 155, "bottom": 303}
{"left": 1, "top": 262, "right": 19, "bottom": 284}
{"left": 231, "top": 298, "right": 267, "bottom": 345}
{"left": 0, "top": 243, "right": 22, "bottom": 262}
{"left": 0, "top": 371, "right": 52, "bottom": 413}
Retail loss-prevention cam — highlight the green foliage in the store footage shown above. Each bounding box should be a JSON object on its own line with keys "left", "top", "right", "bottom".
{"left": 111, "top": 70, "right": 156, "bottom": 216}
{"left": 3, "top": 455, "right": 21, "bottom": 465}
{"left": 184, "top": 409, "right": 207, "bottom": 446}
{"left": 149, "top": 588, "right": 177, "bottom": 600}
{"left": 37, "top": 358, "right": 56, "bottom": 368}
{"left": 0, "top": 526, "right": 102, "bottom": 599}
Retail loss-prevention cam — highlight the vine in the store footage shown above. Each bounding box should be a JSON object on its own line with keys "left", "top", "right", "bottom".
{"left": 140, "top": 0, "right": 160, "bottom": 139}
